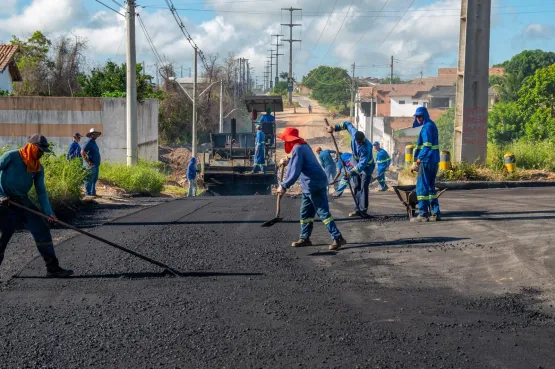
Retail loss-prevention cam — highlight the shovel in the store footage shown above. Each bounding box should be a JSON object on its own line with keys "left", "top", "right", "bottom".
{"left": 261, "top": 163, "right": 287, "bottom": 227}
{"left": 8, "top": 200, "right": 180, "bottom": 276}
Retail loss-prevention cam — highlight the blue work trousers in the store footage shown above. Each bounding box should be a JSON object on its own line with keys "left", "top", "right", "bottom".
{"left": 300, "top": 188, "right": 342, "bottom": 240}
{"left": 352, "top": 165, "right": 373, "bottom": 214}
{"left": 84, "top": 165, "right": 99, "bottom": 196}
{"left": 324, "top": 165, "right": 337, "bottom": 191}
{"left": 0, "top": 198, "right": 59, "bottom": 270}
{"left": 377, "top": 168, "right": 388, "bottom": 191}
{"left": 416, "top": 162, "right": 441, "bottom": 217}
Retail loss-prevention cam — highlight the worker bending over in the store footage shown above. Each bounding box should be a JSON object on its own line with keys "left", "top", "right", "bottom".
{"left": 373, "top": 142, "right": 391, "bottom": 191}
{"left": 327, "top": 122, "right": 375, "bottom": 217}
{"left": 330, "top": 152, "right": 354, "bottom": 198}
{"left": 277, "top": 128, "right": 347, "bottom": 251}
{"left": 410, "top": 107, "right": 441, "bottom": 222}
{"left": 315, "top": 147, "right": 337, "bottom": 190}
{"left": 0, "top": 135, "right": 73, "bottom": 278}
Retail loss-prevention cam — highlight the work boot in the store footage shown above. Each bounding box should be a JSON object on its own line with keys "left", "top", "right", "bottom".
{"left": 429, "top": 214, "right": 442, "bottom": 222}
{"left": 291, "top": 238, "right": 312, "bottom": 247}
{"left": 410, "top": 215, "right": 429, "bottom": 223}
{"left": 349, "top": 211, "right": 361, "bottom": 218}
{"left": 46, "top": 266, "right": 74, "bottom": 278}
{"left": 329, "top": 236, "right": 347, "bottom": 251}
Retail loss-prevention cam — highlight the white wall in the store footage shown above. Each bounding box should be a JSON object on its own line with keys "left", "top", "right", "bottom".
{"left": 371, "top": 117, "right": 394, "bottom": 155}
{"left": 0, "top": 70, "right": 12, "bottom": 93}
{"left": 390, "top": 97, "right": 425, "bottom": 117}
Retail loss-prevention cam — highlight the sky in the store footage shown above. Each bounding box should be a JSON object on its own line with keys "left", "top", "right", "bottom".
{"left": 0, "top": 0, "right": 554, "bottom": 84}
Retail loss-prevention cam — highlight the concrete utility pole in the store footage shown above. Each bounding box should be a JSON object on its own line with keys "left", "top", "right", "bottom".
{"left": 192, "top": 47, "right": 198, "bottom": 158}
{"left": 350, "top": 63, "right": 356, "bottom": 122}
{"left": 267, "top": 51, "right": 275, "bottom": 89}
{"left": 272, "top": 34, "right": 284, "bottom": 87}
{"left": 453, "top": 0, "right": 491, "bottom": 164}
{"left": 126, "top": 0, "right": 138, "bottom": 166}
{"left": 370, "top": 87, "right": 375, "bottom": 143}
{"left": 219, "top": 80, "right": 224, "bottom": 133}
{"left": 390, "top": 55, "right": 394, "bottom": 85}
{"left": 281, "top": 7, "right": 302, "bottom": 104}
{"left": 245, "top": 59, "right": 250, "bottom": 93}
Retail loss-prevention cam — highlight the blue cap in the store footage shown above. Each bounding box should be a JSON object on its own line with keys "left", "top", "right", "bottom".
{"left": 373, "top": 141, "right": 380, "bottom": 146}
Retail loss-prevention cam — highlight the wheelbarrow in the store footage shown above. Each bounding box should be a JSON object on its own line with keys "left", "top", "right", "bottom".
{"left": 392, "top": 185, "right": 447, "bottom": 219}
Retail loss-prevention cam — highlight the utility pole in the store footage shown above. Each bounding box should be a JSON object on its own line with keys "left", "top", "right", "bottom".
{"left": 192, "top": 47, "right": 198, "bottom": 158}
{"left": 126, "top": 0, "right": 138, "bottom": 166}
{"left": 272, "top": 34, "right": 284, "bottom": 87}
{"left": 370, "top": 87, "right": 374, "bottom": 143}
{"left": 281, "top": 7, "right": 302, "bottom": 105}
{"left": 267, "top": 51, "right": 275, "bottom": 89}
{"left": 453, "top": 0, "right": 492, "bottom": 164}
{"left": 155, "top": 62, "right": 159, "bottom": 86}
{"left": 350, "top": 63, "right": 355, "bottom": 122}
{"left": 390, "top": 55, "right": 394, "bottom": 85}
{"left": 219, "top": 80, "right": 224, "bottom": 133}
{"left": 181, "top": 66, "right": 183, "bottom": 78}
{"left": 245, "top": 59, "right": 250, "bottom": 93}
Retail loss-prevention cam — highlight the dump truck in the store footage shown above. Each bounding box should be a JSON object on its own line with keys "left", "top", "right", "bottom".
{"left": 201, "top": 96, "right": 283, "bottom": 195}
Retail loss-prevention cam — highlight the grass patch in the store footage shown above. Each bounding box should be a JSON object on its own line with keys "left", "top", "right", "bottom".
{"left": 162, "top": 185, "right": 188, "bottom": 197}
{"left": 487, "top": 140, "right": 555, "bottom": 171}
{"left": 99, "top": 161, "right": 167, "bottom": 195}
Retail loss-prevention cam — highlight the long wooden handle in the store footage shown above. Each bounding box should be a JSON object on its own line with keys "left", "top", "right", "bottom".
{"left": 8, "top": 200, "right": 179, "bottom": 275}
{"left": 275, "top": 163, "right": 286, "bottom": 217}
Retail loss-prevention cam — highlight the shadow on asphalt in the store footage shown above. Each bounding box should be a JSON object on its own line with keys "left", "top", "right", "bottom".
{"left": 445, "top": 210, "right": 555, "bottom": 222}
{"left": 15, "top": 271, "right": 265, "bottom": 280}
{"left": 107, "top": 218, "right": 358, "bottom": 226}
{"left": 341, "top": 237, "right": 470, "bottom": 251}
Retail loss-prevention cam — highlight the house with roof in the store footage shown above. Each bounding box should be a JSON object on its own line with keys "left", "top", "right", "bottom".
{"left": 0, "top": 45, "right": 22, "bottom": 94}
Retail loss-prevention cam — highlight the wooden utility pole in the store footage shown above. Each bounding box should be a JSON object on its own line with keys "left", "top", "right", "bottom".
{"left": 453, "top": 0, "right": 491, "bottom": 164}
{"left": 281, "top": 7, "right": 302, "bottom": 104}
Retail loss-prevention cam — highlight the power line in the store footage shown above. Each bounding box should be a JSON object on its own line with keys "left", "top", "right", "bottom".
{"left": 376, "top": 0, "right": 416, "bottom": 51}
{"left": 94, "top": 0, "right": 124, "bottom": 16}
{"left": 312, "top": 0, "right": 338, "bottom": 50}
{"left": 347, "top": 0, "right": 390, "bottom": 55}
{"left": 137, "top": 13, "right": 170, "bottom": 80}
{"left": 322, "top": 0, "right": 357, "bottom": 59}
{"left": 302, "top": 0, "right": 324, "bottom": 35}
{"left": 110, "top": 0, "right": 123, "bottom": 8}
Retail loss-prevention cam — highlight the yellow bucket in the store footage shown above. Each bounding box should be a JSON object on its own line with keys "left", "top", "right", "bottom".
{"left": 439, "top": 151, "right": 451, "bottom": 171}
{"left": 504, "top": 153, "right": 516, "bottom": 173}
{"left": 405, "top": 145, "right": 414, "bottom": 165}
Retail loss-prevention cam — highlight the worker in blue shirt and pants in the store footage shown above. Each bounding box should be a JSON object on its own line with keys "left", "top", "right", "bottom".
{"left": 81, "top": 128, "right": 102, "bottom": 197}
{"left": 373, "top": 141, "right": 391, "bottom": 191}
{"left": 0, "top": 135, "right": 73, "bottom": 278}
{"left": 277, "top": 127, "right": 347, "bottom": 251}
{"left": 410, "top": 107, "right": 441, "bottom": 222}
{"left": 315, "top": 147, "right": 337, "bottom": 191}
{"left": 327, "top": 122, "right": 375, "bottom": 217}
{"left": 330, "top": 152, "right": 354, "bottom": 198}
{"left": 249, "top": 125, "right": 266, "bottom": 174}
{"left": 66, "top": 132, "right": 82, "bottom": 160}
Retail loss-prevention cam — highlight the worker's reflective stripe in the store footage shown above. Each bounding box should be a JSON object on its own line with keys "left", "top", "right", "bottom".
{"left": 338, "top": 122, "right": 346, "bottom": 130}
{"left": 322, "top": 216, "right": 334, "bottom": 225}
{"left": 256, "top": 142, "right": 264, "bottom": 146}
{"left": 376, "top": 158, "right": 390, "bottom": 164}
{"left": 367, "top": 158, "right": 374, "bottom": 165}
{"left": 378, "top": 178, "right": 386, "bottom": 183}
{"left": 422, "top": 142, "right": 440, "bottom": 150}
{"left": 351, "top": 167, "right": 360, "bottom": 174}
{"left": 300, "top": 218, "right": 314, "bottom": 224}
{"left": 417, "top": 194, "right": 438, "bottom": 201}
{"left": 353, "top": 155, "right": 360, "bottom": 160}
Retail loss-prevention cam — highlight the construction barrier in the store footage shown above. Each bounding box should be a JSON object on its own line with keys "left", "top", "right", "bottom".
{"left": 439, "top": 151, "right": 451, "bottom": 171}
{"left": 405, "top": 145, "right": 414, "bottom": 165}
{"left": 504, "top": 153, "right": 516, "bottom": 173}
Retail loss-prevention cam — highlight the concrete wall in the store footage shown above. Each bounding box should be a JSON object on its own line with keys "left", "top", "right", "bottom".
{"left": 0, "top": 97, "right": 158, "bottom": 163}
{"left": 0, "top": 70, "right": 12, "bottom": 93}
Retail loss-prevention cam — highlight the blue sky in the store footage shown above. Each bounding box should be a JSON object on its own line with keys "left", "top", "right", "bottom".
{"left": 1, "top": 0, "right": 554, "bottom": 83}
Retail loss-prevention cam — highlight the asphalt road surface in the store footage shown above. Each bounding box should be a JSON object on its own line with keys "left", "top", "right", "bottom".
{"left": 1, "top": 188, "right": 554, "bottom": 368}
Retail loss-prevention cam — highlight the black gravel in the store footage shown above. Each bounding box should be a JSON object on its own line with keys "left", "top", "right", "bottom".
{"left": 0, "top": 196, "right": 554, "bottom": 369}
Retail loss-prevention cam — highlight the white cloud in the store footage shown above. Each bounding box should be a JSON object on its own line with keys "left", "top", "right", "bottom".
{"left": 522, "top": 23, "right": 554, "bottom": 40}
{"left": 0, "top": 0, "right": 18, "bottom": 15}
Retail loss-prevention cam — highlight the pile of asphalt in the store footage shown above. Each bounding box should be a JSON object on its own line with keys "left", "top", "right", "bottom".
{"left": 0, "top": 196, "right": 553, "bottom": 368}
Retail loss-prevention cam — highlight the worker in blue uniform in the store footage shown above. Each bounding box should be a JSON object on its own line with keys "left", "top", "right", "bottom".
{"left": 410, "top": 107, "right": 441, "bottom": 222}
{"left": 66, "top": 132, "right": 82, "bottom": 160}
{"left": 330, "top": 152, "right": 353, "bottom": 198}
{"left": 327, "top": 122, "right": 375, "bottom": 217}
{"left": 373, "top": 141, "right": 391, "bottom": 191}
{"left": 277, "top": 127, "right": 346, "bottom": 251}
{"left": 0, "top": 135, "right": 73, "bottom": 278}
{"left": 258, "top": 107, "right": 275, "bottom": 124}
{"left": 315, "top": 147, "right": 337, "bottom": 190}
{"left": 248, "top": 125, "right": 266, "bottom": 174}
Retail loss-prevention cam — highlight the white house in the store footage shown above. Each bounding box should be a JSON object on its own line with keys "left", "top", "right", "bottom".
{"left": 388, "top": 85, "right": 433, "bottom": 117}
{"left": 0, "top": 45, "right": 22, "bottom": 94}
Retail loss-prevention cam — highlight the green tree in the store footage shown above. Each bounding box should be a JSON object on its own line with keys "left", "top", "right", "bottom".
{"left": 302, "top": 66, "right": 350, "bottom": 107}
{"left": 381, "top": 76, "right": 406, "bottom": 84}
{"left": 77, "top": 61, "right": 161, "bottom": 101}
{"left": 487, "top": 101, "right": 523, "bottom": 144}
{"left": 435, "top": 107, "right": 455, "bottom": 153}
{"left": 279, "top": 71, "right": 289, "bottom": 81}
{"left": 10, "top": 31, "right": 52, "bottom": 96}
{"left": 518, "top": 64, "right": 555, "bottom": 141}
{"left": 271, "top": 81, "right": 288, "bottom": 96}
{"left": 492, "top": 73, "right": 522, "bottom": 102}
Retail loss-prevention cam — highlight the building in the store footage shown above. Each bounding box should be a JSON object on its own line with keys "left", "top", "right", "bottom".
{"left": 0, "top": 45, "right": 22, "bottom": 94}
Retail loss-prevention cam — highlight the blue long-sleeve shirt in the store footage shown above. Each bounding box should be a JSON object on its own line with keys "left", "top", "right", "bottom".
{"left": 318, "top": 149, "right": 336, "bottom": 169}
{"left": 67, "top": 141, "right": 81, "bottom": 159}
{"left": 281, "top": 144, "right": 328, "bottom": 194}
{"left": 0, "top": 150, "right": 54, "bottom": 215}
{"left": 81, "top": 138, "right": 101, "bottom": 168}
{"left": 376, "top": 149, "right": 391, "bottom": 172}
{"left": 415, "top": 121, "right": 440, "bottom": 164}
{"left": 255, "top": 131, "right": 265, "bottom": 148}
{"left": 334, "top": 122, "right": 374, "bottom": 175}
{"left": 259, "top": 114, "right": 275, "bottom": 124}
{"left": 337, "top": 153, "right": 354, "bottom": 171}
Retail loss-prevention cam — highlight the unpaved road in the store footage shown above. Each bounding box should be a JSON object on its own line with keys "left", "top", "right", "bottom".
{"left": 1, "top": 188, "right": 554, "bottom": 368}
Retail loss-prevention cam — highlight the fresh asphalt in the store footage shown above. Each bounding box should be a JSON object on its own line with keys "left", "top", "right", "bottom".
{"left": 1, "top": 188, "right": 554, "bottom": 368}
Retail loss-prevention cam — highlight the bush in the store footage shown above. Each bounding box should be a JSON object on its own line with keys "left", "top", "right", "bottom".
{"left": 441, "top": 161, "right": 483, "bottom": 181}
{"left": 38, "top": 155, "right": 87, "bottom": 208}
{"left": 487, "top": 139, "right": 555, "bottom": 171}
{"left": 99, "top": 161, "right": 166, "bottom": 195}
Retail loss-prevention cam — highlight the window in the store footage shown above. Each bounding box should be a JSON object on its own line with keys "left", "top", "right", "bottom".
{"left": 378, "top": 99, "right": 384, "bottom": 104}
{"left": 399, "top": 100, "right": 406, "bottom": 105}
{"left": 413, "top": 101, "right": 419, "bottom": 105}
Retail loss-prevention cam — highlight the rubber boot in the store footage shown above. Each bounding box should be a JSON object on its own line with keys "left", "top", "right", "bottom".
{"left": 46, "top": 266, "right": 74, "bottom": 278}
{"left": 410, "top": 215, "right": 429, "bottom": 223}
{"left": 429, "top": 214, "right": 442, "bottom": 222}
{"left": 291, "top": 238, "right": 312, "bottom": 247}
{"left": 329, "top": 236, "right": 347, "bottom": 251}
